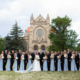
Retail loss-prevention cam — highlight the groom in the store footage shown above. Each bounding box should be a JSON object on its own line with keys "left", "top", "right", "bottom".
{"left": 39, "top": 49, "right": 44, "bottom": 71}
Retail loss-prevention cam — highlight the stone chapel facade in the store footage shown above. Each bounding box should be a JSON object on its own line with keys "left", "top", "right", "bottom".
{"left": 24, "top": 14, "right": 51, "bottom": 52}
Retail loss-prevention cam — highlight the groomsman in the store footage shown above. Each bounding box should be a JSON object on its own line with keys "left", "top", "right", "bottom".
{"left": 75, "top": 51, "right": 79, "bottom": 70}
{"left": 61, "top": 51, "right": 64, "bottom": 71}
{"left": 10, "top": 50, "right": 14, "bottom": 71}
{"left": 24, "top": 51, "right": 28, "bottom": 70}
{"left": 3, "top": 50, "right": 7, "bottom": 70}
{"left": 67, "top": 49, "right": 72, "bottom": 71}
{"left": 31, "top": 50, "right": 35, "bottom": 63}
{"left": 39, "top": 49, "right": 44, "bottom": 71}
{"left": 17, "top": 49, "right": 22, "bottom": 70}
{"left": 47, "top": 51, "right": 50, "bottom": 71}
{"left": 54, "top": 51, "right": 58, "bottom": 71}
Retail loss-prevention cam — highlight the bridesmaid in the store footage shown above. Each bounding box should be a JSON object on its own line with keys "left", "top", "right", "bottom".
{"left": 71, "top": 51, "right": 77, "bottom": 71}
{"left": 13, "top": 50, "right": 18, "bottom": 71}
{"left": 79, "top": 53, "right": 80, "bottom": 71}
{"left": 0, "top": 51, "right": 4, "bottom": 71}
{"left": 28, "top": 52, "right": 32, "bottom": 69}
{"left": 57, "top": 51, "right": 61, "bottom": 71}
{"left": 19, "top": 52, "right": 25, "bottom": 71}
{"left": 43, "top": 52, "right": 48, "bottom": 71}
{"left": 50, "top": 51, "right": 55, "bottom": 71}
{"left": 64, "top": 50, "right": 68, "bottom": 71}
{"left": 6, "top": 51, "right": 11, "bottom": 71}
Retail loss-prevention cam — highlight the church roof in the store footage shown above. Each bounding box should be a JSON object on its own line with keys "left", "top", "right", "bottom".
{"left": 27, "top": 27, "right": 30, "bottom": 32}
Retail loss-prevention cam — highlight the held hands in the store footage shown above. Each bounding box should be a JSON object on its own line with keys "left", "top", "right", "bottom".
{"left": 47, "top": 61, "right": 49, "bottom": 62}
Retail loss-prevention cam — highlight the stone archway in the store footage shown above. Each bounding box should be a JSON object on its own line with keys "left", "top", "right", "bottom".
{"left": 34, "top": 45, "right": 38, "bottom": 53}
{"left": 41, "top": 45, "right": 45, "bottom": 53}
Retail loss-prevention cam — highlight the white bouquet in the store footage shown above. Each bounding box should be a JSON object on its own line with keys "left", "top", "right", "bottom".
{"left": 8, "top": 55, "right": 11, "bottom": 58}
{"left": 22, "top": 57, "right": 25, "bottom": 60}
{"left": 29, "top": 55, "right": 32, "bottom": 59}
{"left": 15, "top": 57, "right": 18, "bottom": 60}
{"left": 2, "top": 55, "right": 4, "bottom": 59}
{"left": 64, "top": 55, "right": 67, "bottom": 58}
{"left": 36, "top": 56, "right": 40, "bottom": 61}
{"left": 57, "top": 56, "right": 59, "bottom": 59}
{"left": 79, "top": 55, "right": 80, "bottom": 58}
{"left": 43, "top": 56, "right": 46, "bottom": 59}
{"left": 71, "top": 56, "right": 74, "bottom": 59}
{"left": 50, "top": 55, "right": 53, "bottom": 59}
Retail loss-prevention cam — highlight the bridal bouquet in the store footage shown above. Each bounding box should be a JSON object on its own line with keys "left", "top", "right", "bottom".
{"left": 8, "top": 55, "right": 11, "bottom": 58}
{"left": 22, "top": 57, "right": 25, "bottom": 60}
{"left": 2, "top": 55, "right": 4, "bottom": 59}
{"left": 15, "top": 57, "right": 18, "bottom": 60}
{"left": 57, "top": 56, "right": 59, "bottom": 59}
{"left": 50, "top": 55, "right": 53, "bottom": 59}
{"left": 43, "top": 56, "right": 46, "bottom": 59}
{"left": 71, "top": 56, "right": 74, "bottom": 59}
{"left": 29, "top": 55, "right": 32, "bottom": 59}
{"left": 64, "top": 55, "right": 67, "bottom": 58}
{"left": 36, "top": 56, "right": 40, "bottom": 61}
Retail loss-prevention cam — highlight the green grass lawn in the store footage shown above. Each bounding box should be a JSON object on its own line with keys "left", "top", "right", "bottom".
{"left": 0, "top": 71, "right": 80, "bottom": 80}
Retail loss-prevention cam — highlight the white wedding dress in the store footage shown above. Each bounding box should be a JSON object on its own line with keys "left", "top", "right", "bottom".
{"left": 15, "top": 55, "right": 41, "bottom": 73}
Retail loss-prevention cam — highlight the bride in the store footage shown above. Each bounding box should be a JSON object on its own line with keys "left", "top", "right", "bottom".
{"left": 15, "top": 52, "right": 41, "bottom": 73}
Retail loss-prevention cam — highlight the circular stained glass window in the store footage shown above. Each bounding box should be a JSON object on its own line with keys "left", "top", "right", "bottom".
{"left": 36, "top": 29, "right": 44, "bottom": 37}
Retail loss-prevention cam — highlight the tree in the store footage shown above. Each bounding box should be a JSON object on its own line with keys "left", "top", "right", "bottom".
{"left": 76, "top": 43, "right": 80, "bottom": 51}
{"left": 48, "top": 15, "right": 80, "bottom": 51}
{"left": 0, "top": 36, "right": 6, "bottom": 53}
{"left": 8, "top": 21, "right": 25, "bottom": 51}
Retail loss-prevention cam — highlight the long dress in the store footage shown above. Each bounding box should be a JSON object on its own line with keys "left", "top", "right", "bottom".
{"left": 71, "top": 58, "right": 77, "bottom": 71}
{"left": 0, "top": 58, "right": 3, "bottom": 71}
{"left": 15, "top": 55, "right": 41, "bottom": 73}
{"left": 13, "top": 54, "right": 17, "bottom": 71}
{"left": 57, "top": 59, "right": 61, "bottom": 71}
{"left": 6, "top": 56, "right": 11, "bottom": 71}
{"left": 19, "top": 55, "right": 24, "bottom": 71}
{"left": 50, "top": 57, "right": 55, "bottom": 71}
{"left": 43, "top": 58, "right": 47, "bottom": 71}
{"left": 28, "top": 55, "right": 32, "bottom": 69}
{"left": 64, "top": 58, "right": 68, "bottom": 71}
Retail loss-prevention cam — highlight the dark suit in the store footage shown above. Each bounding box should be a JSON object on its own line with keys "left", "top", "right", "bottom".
{"left": 17, "top": 52, "right": 21, "bottom": 70}
{"left": 39, "top": 52, "right": 44, "bottom": 71}
{"left": 47, "top": 53, "right": 50, "bottom": 71}
{"left": 75, "top": 54, "right": 79, "bottom": 70}
{"left": 67, "top": 52, "right": 72, "bottom": 70}
{"left": 24, "top": 53, "right": 28, "bottom": 70}
{"left": 61, "top": 54, "right": 64, "bottom": 71}
{"left": 31, "top": 53, "right": 35, "bottom": 63}
{"left": 3, "top": 53, "right": 7, "bottom": 70}
{"left": 10, "top": 53, "right": 14, "bottom": 70}
{"left": 54, "top": 54, "right": 58, "bottom": 71}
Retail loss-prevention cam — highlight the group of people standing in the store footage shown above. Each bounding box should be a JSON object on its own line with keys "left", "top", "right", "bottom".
{"left": 0, "top": 49, "right": 80, "bottom": 71}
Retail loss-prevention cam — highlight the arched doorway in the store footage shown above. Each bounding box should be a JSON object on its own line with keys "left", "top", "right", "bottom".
{"left": 34, "top": 45, "right": 38, "bottom": 53}
{"left": 41, "top": 45, "right": 45, "bottom": 53}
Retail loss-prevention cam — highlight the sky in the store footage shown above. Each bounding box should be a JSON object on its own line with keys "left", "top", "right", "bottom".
{"left": 0, "top": 0, "right": 80, "bottom": 39}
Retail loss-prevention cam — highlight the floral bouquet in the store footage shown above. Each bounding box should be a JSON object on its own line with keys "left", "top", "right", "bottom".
{"left": 50, "top": 55, "right": 53, "bottom": 59}
{"left": 22, "top": 57, "right": 25, "bottom": 60}
{"left": 64, "top": 55, "right": 67, "bottom": 58}
{"left": 71, "top": 56, "right": 74, "bottom": 59}
{"left": 79, "top": 55, "right": 80, "bottom": 58}
{"left": 43, "top": 56, "right": 46, "bottom": 60}
{"left": 2, "top": 55, "right": 4, "bottom": 59}
{"left": 15, "top": 57, "right": 18, "bottom": 60}
{"left": 29, "top": 55, "right": 32, "bottom": 59}
{"left": 8, "top": 55, "right": 11, "bottom": 58}
{"left": 36, "top": 56, "right": 40, "bottom": 61}
{"left": 57, "top": 56, "right": 59, "bottom": 59}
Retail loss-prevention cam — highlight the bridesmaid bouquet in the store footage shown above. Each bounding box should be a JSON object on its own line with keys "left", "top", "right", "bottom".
{"left": 50, "top": 55, "right": 53, "bottom": 59}
{"left": 29, "top": 56, "right": 32, "bottom": 59}
{"left": 15, "top": 57, "right": 18, "bottom": 60}
{"left": 57, "top": 56, "right": 59, "bottom": 59}
{"left": 64, "top": 55, "right": 67, "bottom": 58}
{"left": 8, "top": 55, "right": 11, "bottom": 58}
{"left": 36, "top": 56, "right": 40, "bottom": 61}
{"left": 71, "top": 56, "right": 74, "bottom": 59}
{"left": 43, "top": 56, "right": 46, "bottom": 59}
{"left": 2, "top": 55, "right": 4, "bottom": 59}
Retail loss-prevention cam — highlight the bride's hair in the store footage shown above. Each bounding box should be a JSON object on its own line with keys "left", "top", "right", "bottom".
{"left": 36, "top": 52, "right": 39, "bottom": 55}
